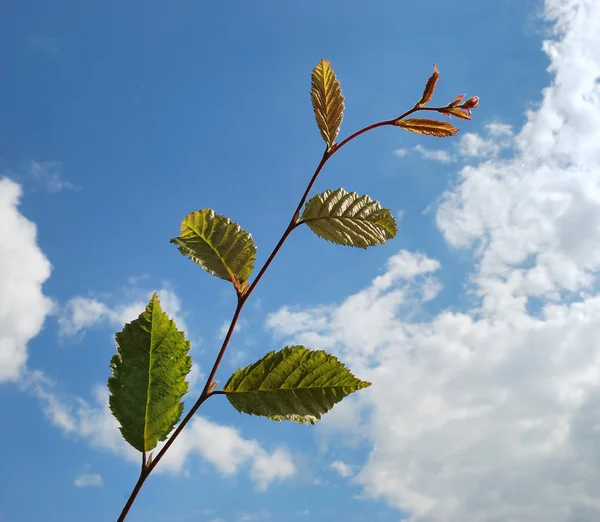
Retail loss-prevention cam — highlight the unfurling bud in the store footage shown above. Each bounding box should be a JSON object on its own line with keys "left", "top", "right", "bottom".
{"left": 448, "top": 94, "right": 466, "bottom": 107}
{"left": 440, "top": 94, "right": 479, "bottom": 119}
{"left": 462, "top": 96, "right": 479, "bottom": 110}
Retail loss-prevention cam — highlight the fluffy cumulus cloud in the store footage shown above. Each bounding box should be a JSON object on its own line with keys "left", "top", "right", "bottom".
{"left": 58, "top": 288, "right": 188, "bottom": 339}
{"left": 57, "top": 287, "right": 203, "bottom": 391}
{"left": 38, "top": 280, "right": 295, "bottom": 490}
{"left": 160, "top": 416, "right": 295, "bottom": 489}
{"left": 0, "top": 178, "right": 54, "bottom": 383}
{"left": 265, "top": 1, "right": 600, "bottom": 521}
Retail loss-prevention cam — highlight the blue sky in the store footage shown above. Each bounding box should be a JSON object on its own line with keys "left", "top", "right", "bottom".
{"left": 4, "top": 1, "right": 600, "bottom": 521}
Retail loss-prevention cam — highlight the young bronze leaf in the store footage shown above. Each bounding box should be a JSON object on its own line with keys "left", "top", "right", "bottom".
{"left": 299, "top": 188, "right": 397, "bottom": 248}
{"left": 395, "top": 118, "right": 459, "bottom": 137}
{"left": 223, "top": 346, "right": 371, "bottom": 424}
{"left": 171, "top": 209, "right": 256, "bottom": 286}
{"left": 108, "top": 293, "right": 192, "bottom": 453}
{"left": 311, "top": 59, "right": 344, "bottom": 150}
{"left": 418, "top": 64, "right": 439, "bottom": 106}
{"left": 439, "top": 107, "right": 472, "bottom": 120}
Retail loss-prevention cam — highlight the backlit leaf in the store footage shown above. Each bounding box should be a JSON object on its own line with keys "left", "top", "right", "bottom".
{"left": 108, "top": 293, "right": 192, "bottom": 453}
{"left": 299, "top": 188, "right": 397, "bottom": 248}
{"left": 311, "top": 59, "right": 344, "bottom": 150}
{"left": 439, "top": 107, "right": 472, "bottom": 120}
{"left": 223, "top": 346, "right": 371, "bottom": 424}
{"left": 418, "top": 64, "right": 439, "bottom": 106}
{"left": 171, "top": 209, "right": 256, "bottom": 288}
{"left": 394, "top": 118, "right": 459, "bottom": 137}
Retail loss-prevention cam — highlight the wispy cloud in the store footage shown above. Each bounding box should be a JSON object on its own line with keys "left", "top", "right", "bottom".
{"left": 413, "top": 144, "right": 454, "bottom": 163}
{"left": 74, "top": 472, "right": 103, "bottom": 488}
{"left": 217, "top": 318, "right": 247, "bottom": 339}
{"left": 27, "top": 161, "right": 77, "bottom": 193}
{"left": 394, "top": 144, "right": 453, "bottom": 163}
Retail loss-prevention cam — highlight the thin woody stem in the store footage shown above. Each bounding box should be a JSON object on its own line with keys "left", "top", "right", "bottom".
{"left": 116, "top": 108, "right": 425, "bottom": 522}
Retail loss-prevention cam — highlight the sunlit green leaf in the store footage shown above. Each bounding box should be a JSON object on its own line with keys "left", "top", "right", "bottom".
{"left": 300, "top": 188, "right": 397, "bottom": 248}
{"left": 223, "top": 346, "right": 371, "bottom": 424}
{"left": 108, "top": 293, "right": 192, "bottom": 453}
{"left": 171, "top": 209, "right": 256, "bottom": 288}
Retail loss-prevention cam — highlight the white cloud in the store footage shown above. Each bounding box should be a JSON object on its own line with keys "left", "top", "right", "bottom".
{"left": 263, "top": 2, "right": 600, "bottom": 520}
{"left": 266, "top": 250, "right": 600, "bottom": 521}
{"left": 330, "top": 460, "right": 353, "bottom": 478}
{"left": 457, "top": 123, "right": 514, "bottom": 159}
{"left": 436, "top": 1, "right": 600, "bottom": 306}
{"left": 32, "top": 380, "right": 140, "bottom": 463}
{"left": 161, "top": 416, "right": 296, "bottom": 490}
{"left": 250, "top": 448, "right": 296, "bottom": 491}
{"left": 395, "top": 123, "right": 513, "bottom": 164}
{"left": 268, "top": 250, "right": 440, "bottom": 360}
{"left": 57, "top": 287, "right": 203, "bottom": 389}
{"left": 413, "top": 144, "right": 454, "bottom": 163}
{"left": 217, "top": 318, "right": 246, "bottom": 339}
{"left": 28, "top": 161, "right": 76, "bottom": 193}
{"left": 57, "top": 297, "right": 111, "bottom": 337}
{"left": 28, "top": 372, "right": 78, "bottom": 433}
{"left": 58, "top": 288, "right": 188, "bottom": 339}
{"left": 74, "top": 472, "right": 103, "bottom": 487}
{"left": 32, "top": 377, "right": 295, "bottom": 491}
{"left": 0, "top": 178, "right": 54, "bottom": 383}
{"left": 394, "top": 145, "right": 454, "bottom": 163}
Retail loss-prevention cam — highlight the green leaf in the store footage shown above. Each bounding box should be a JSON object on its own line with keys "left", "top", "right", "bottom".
{"left": 222, "top": 346, "right": 371, "bottom": 424}
{"left": 299, "top": 188, "right": 397, "bottom": 248}
{"left": 311, "top": 59, "right": 344, "bottom": 151}
{"left": 171, "top": 209, "right": 257, "bottom": 288}
{"left": 108, "top": 293, "right": 192, "bottom": 453}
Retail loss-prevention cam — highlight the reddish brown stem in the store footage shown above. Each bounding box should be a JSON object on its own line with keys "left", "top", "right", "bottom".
{"left": 115, "top": 111, "right": 421, "bottom": 521}
{"left": 115, "top": 301, "right": 243, "bottom": 522}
